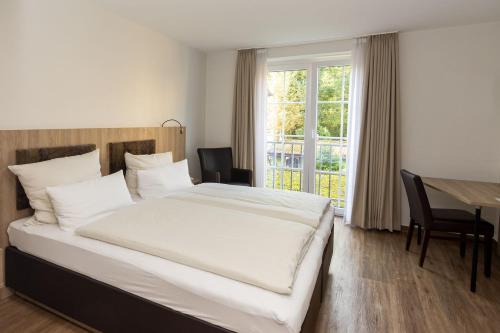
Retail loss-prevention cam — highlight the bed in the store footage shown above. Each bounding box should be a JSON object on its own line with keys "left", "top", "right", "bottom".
{"left": 1, "top": 129, "right": 334, "bottom": 333}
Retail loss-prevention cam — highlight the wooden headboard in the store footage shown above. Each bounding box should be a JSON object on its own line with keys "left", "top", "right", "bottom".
{"left": 0, "top": 127, "right": 185, "bottom": 296}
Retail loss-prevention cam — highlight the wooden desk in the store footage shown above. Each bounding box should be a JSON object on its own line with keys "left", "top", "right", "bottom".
{"left": 422, "top": 177, "right": 500, "bottom": 292}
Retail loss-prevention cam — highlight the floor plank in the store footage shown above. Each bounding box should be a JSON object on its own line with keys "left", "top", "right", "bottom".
{"left": 0, "top": 295, "right": 85, "bottom": 333}
{"left": 315, "top": 221, "right": 500, "bottom": 333}
{"left": 2, "top": 220, "right": 500, "bottom": 332}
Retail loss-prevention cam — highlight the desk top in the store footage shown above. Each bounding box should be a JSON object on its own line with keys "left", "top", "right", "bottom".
{"left": 422, "top": 177, "right": 500, "bottom": 208}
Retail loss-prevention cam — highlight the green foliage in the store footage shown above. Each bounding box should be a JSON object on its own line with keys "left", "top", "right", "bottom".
{"left": 267, "top": 70, "right": 307, "bottom": 136}
{"left": 317, "top": 66, "right": 351, "bottom": 138}
{"left": 316, "top": 153, "right": 346, "bottom": 172}
{"left": 267, "top": 65, "right": 351, "bottom": 138}
{"left": 265, "top": 169, "right": 345, "bottom": 207}
{"left": 286, "top": 70, "right": 307, "bottom": 102}
{"left": 315, "top": 173, "right": 346, "bottom": 208}
{"left": 317, "top": 104, "right": 348, "bottom": 137}
{"left": 285, "top": 104, "right": 305, "bottom": 136}
{"left": 318, "top": 66, "right": 350, "bottom": 102}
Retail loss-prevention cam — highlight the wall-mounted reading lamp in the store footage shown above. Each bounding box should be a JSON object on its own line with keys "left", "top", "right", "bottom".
{"left": 161, "top": 119, "right": 183, "bottom": 134}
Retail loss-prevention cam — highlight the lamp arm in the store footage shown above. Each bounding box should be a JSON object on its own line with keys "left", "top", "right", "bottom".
{"left": 161, "top": 119, "right": 183, "bottom": 134}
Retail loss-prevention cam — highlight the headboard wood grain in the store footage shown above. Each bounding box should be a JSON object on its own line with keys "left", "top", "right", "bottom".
{"left": 15, "top": 144, "right": 97, "bottom": 210}
{"left": 0, "top": 127, "right": 185, "bottom": 294}
{"left": 109, "top": 139, "right": 156, "bottom": 174}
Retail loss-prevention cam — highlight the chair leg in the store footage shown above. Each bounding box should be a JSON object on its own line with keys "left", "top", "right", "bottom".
{"left": 485, "top": 234, "right": 492, "bottom": 278}
{"left": 419, "top": 229, "right": 431, "bottom": 267}
{"left": 406, "top": 219, "right": 415, "bottom": 251}
{"left": 417, "top": 224, "right": 422, "bottom": 245}
{"left": 460, "top": 233, "right": 466, "bottom": 258}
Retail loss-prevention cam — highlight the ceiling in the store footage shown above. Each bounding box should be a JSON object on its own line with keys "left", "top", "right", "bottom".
{"left": 97, "top": 0, "right": 500, "bottom": 51}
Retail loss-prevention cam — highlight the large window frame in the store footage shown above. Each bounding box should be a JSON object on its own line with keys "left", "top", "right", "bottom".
{"left": 266, "top": 54, "right": 351, "bottom": 214}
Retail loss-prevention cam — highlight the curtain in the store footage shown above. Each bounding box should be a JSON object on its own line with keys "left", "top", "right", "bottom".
{"left": 346, "top": 33, "right": 401, "bottom": 231}
{"left": 232, "top": 49, "right": 257, "bottom": 180}
{"left": 254, "top": 49, "right": 268, "bottom": 187}
{"left": 344, "top": 37, "right": 369, "bottom": 223}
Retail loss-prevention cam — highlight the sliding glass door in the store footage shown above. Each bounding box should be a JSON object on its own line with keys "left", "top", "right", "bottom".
{"left": 265, "top": 59, "right": 351, "bottom": 212}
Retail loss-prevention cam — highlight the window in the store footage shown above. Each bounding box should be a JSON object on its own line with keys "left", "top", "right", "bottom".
{"left": 265, "top": 57, "right": 351, "bottom": 212}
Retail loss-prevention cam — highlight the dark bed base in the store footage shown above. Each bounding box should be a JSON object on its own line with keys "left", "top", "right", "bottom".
{"left": 5, "top": 227, "right": 333, "bottom": 333}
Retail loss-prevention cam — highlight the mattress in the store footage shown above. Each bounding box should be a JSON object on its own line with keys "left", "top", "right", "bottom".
{"left": 7, "top": 208, "right": 334, "bottom": 333}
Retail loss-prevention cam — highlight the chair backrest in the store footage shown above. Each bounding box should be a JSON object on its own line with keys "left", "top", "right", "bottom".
{"left": 400, "top": 169, "right": 434, "bottom": 228}
{"left": 197, "top": 147, "right": 233, "bottom": 183}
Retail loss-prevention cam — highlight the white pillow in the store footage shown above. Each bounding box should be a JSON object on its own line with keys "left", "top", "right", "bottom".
{"left": 124, "top": 151, "right": 173, "bottom": 198}
{"left": 137, "top": 159, "right": 193, "bottom": 199}
{"left": 46, "top": 171, "right": 133, "bottom": 232}
{"left": 8, "top": 150, "right": 101, "bottom": 224}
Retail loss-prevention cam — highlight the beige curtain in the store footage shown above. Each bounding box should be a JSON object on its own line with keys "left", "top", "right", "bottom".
{"left": 350, "top": 33, "right": 401, "bottom": 231}
{"left": 232, "top": 49, "right": 257, "bottom": 178}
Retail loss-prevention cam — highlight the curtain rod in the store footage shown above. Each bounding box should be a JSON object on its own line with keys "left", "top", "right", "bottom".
{"left": 236, "top": 30, "right": 399, "bottom": 51}
{"left": 236, "top": 47, "right": 266, "bottom": 51}
{"left": 355, "top": 30, "right": 399, "bottom": 39}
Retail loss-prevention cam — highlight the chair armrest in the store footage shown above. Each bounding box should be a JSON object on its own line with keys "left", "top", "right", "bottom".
{"left": 231, "top": 168, "right": 253, "bottom": 186}
{"left": 202, "top": 170, "right": 221, "bottom": 183}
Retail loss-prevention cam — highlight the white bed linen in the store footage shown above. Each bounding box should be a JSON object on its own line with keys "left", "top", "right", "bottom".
{"left": 77, "top": 197, "right": 315, "bottom": 294}
{"left": 179, "top": 183, "right": 331, "bottom": 228}
{"left": 8, "top": 208, "right": 334, "bottom": 333}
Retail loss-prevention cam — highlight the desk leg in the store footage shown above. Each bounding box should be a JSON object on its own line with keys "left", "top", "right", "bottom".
{"left": 471, "top": 207, "right": 481, "bottom": 292}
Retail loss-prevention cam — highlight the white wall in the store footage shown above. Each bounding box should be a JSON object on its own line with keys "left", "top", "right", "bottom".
{"left": 204, "top": 21, "right": 500, "bottom": 234}
{"left": 399, "top": 21, "right": 500, "bottom": 236}
{"left": 0, "top": 0, "right": 206, "bottom": 176}
{"left": 204, "top": 50, "right": 237, "bottom": 147}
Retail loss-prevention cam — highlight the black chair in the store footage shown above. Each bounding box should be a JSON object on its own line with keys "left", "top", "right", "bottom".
{"left": 197, "top": 147, "right": 252, "bottom": 186}
{"left": 400, "top": 169, "right": 493, "bottom": 275}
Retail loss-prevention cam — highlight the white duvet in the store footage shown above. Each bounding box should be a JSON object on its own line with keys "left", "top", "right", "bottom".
{"left": 174, "top": 183, "right": 331, "bottom": 228}
{"left": 77, "top": 184, "right": 332, "bottom": 294}
{"left": 77, "top": 197, "right": 315, "bottom": 294}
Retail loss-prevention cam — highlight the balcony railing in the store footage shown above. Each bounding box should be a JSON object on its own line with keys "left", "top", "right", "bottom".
{"left": 265, "top": 135, "right": 347, "bottom": 208}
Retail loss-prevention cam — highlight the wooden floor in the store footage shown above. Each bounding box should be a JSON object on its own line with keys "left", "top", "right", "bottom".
{"left": 2, "top": 221, "right": 500, "bottom": 333}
